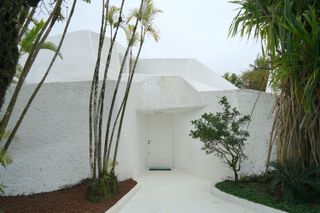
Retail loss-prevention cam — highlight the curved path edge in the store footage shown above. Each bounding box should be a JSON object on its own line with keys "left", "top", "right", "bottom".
{"left": 106, "top": 183, "right": 141, "bottom": 213}
{"left": 210, "top": 184, "right": 287, "bottom": 213}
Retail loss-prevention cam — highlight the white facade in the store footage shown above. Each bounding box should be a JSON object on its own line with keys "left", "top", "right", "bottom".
{"left": 0, "top": 31, "right": 275, "bottom": 195}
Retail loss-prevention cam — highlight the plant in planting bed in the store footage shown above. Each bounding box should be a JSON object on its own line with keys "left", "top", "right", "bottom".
{"left": 190, "top": 96, "right": 250, "bottom": 182}
{"left": 268, "top": 161, "right": 320, "bottom": 203}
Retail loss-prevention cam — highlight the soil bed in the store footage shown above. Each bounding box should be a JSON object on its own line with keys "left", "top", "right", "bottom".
{"left": 0, "top": 179, "right": 137, "bottom": 213}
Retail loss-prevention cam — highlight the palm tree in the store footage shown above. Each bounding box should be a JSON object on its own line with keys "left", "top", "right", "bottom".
{"left": 87, "top": 0, "right": 142, "bottom": 201}
{"left": 87, "top": 0, "right": 161, "bottom": 202}
{"left": 230, "top": 0, "right": 320, "bottom": 169}
{"left": 109, "top": 0, "right": 162, "bottom": 173}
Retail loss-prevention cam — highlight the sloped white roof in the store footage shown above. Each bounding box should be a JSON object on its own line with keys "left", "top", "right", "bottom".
{"left": 24, "top": 30, "right": 238, "bottom": 92}
{"left": 136, "top": 58, "right": 238, "bottom": 91}
{"left": 25, "top": 30, "right": 126, "bottom": 83}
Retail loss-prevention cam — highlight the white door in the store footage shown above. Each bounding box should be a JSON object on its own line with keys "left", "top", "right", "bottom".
{"left": 147, "top": 114, "right": 173, "bottom": 169}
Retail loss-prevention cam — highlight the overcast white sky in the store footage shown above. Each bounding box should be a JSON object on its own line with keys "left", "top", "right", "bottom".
{"left": 52, "top": 0, "right": 261, "bottom": 75}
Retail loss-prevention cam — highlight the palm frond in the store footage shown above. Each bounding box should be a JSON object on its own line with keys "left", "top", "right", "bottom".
{"left": 107, "top": 6, "right": 120, "bottom": 27}
{"left": 20, "top": 19, "right": 45, "bottom": 54}
{"left": 40, "top": 42, "right": 63, "bottom": 59}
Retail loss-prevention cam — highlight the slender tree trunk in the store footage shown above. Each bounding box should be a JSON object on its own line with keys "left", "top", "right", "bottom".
{"left": 111, "top": 38, "right": 145, "bottom": 173}
{"left": 104, "top": 0, "right": 144, "bottom": 169}
{"left": 95, "top": 0, "right": 126, "bottom": 178}
{"left": 233, "top": 169, "right": 239, "bottom": 183}
{"left": 107, "top": 48, "right": 134, "bottom": 158}
{"left": 1, "top": 0, "right": 78, "bottom": 156}
{"left": 18, "top": 7, "right": 37, "bottom": 45}
{"left": 89, "top": 0, "right": 109, "bottom": 179}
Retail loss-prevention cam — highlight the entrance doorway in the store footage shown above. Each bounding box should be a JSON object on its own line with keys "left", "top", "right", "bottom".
{"left": 146, "top": 113, "right": 173, "bottom": 170}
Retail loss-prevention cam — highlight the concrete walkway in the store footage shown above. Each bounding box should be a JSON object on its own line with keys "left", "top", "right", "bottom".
{"left": 119, "top": 170, "right": 255, "bottom": 213}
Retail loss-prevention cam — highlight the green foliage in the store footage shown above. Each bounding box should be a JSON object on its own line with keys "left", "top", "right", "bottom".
{"left": 242, "top": 69, "right": 269, "bottom": 91}
{"left": 190, "top": 96, "right": 250, "bottom": 182}
{"left": 13, "top": 18, "right": 63, "bottom": 84}
{"left": 107, "top": 6, "right": 120, "bottom": 28}
{"left": 0, "top": 140, "right": 12, "bottom": 194}
{"left": 0, "top": 130, "right": 13, "bottom": 168}
{"left": 216, "top": 180, "right": 320, "bottom": 213}
{"left": 269, "top": 162, "right": 320, "bottom": 203}
{"left": 0, "top": 184, "right": 5, "bottom": 195}
{"left": 239, "top": 174, "right": 270, "bottom": 184}
{"left": 224, "top": 56, "right": 270, "bottom": 91}
{"left": 0, "top": 151, "right": 12, "bottom": 168}
{"left": 223, "top": 72, "right": 243, "bottom": 88}
{"left": 128, "top": 0, "right": 162, "bottom": 42}
{"left": 20, "top": 19, "right": 63, "bottom": 59}
{"left": 229, "top": 0, "right": 320, "bottom": 168}
{"left": 242, "top": 56, "right": 270, "bottom": 91}
{"left": 86, "top": 173, "right": 119, "bottom": 203}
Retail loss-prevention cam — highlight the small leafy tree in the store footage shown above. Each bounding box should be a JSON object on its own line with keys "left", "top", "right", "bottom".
{"left": 190, "top": 96, "right": 250, "bottom": 182}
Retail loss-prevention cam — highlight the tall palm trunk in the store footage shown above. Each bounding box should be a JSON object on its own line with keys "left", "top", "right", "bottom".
{"left": 103, "top": 1, "right": 144, "bottom": 168}
{"left": 94, "top": 0, "right": 126, "bottom": 179}
{"left": 111, "top": 38, "right": 145, "bottom": 173}
{"left": 89, "top": 0, "right": 109, "bottom": 179}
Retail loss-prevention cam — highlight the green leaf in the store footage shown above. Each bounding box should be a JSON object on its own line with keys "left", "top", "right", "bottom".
{"left": 40, "top": 42, "right": 63, "bottom": 59}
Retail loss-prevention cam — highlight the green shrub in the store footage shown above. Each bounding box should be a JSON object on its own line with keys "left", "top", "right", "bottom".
{"left": 269, "top": 161, "right": 320, "bottom": 203}
{"left": 86, "top": 173, "right": 119, "bottom": 203}
{"left": 216, "top": 180, "right": 320, "bottom": 213}
{"left": 239, "top": 174, "right": 269, "bottom": 184}
{"left": 190, "top": 96, "right": 250, "bottom": 182}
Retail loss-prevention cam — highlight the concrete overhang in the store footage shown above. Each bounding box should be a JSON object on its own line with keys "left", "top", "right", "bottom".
{"left": 136, "top": 76, "right": 206, "bottom": 113}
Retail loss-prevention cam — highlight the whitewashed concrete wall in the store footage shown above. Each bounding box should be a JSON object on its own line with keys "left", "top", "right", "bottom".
{"left": 0, "top": 80, "right": 142, "bottom": 195}
{"left": 173, "top": 90, "right": 275, "bottom": 181}
{"left": 137, "top": 76, "right": 204, "bottom": 113}
{"left": 0, "top": 80, "right": 275, "bottom": 196}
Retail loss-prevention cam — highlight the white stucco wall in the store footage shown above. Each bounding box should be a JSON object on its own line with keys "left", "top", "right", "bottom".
{"left": 0, "top": 80, "right": 275, "bottom": 195}
{"left": 138, "top": 76, "right": 204, "bottom": 113}
{"left": 0, "top": 30, "right": 278, "bottom": 196}
{"left": 173, "top": 90, "right": 275, "bottom": 180}
{"left": 0, "top": 80, "right": 143, "bottom": 195}
{"left": 1, "top": 82, "right": 92, "bottom": 195}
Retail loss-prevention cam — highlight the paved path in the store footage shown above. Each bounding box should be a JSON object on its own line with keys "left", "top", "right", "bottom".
{"left": 119, "top": 170, "right": 256, "bottom": 213}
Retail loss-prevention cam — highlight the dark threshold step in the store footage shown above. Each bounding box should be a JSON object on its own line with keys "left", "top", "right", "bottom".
{"left": 149, "top": 168, "right": 172, "bottom": 171}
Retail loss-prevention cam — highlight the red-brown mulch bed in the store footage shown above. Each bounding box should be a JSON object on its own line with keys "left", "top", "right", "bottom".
{"left": 0, "top": 179, "right": 137, "bottom": 213}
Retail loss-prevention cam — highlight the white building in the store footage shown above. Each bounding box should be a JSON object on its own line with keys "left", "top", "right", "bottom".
{"left": 1, "top": 31, "right": 275, "bottom": 195}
